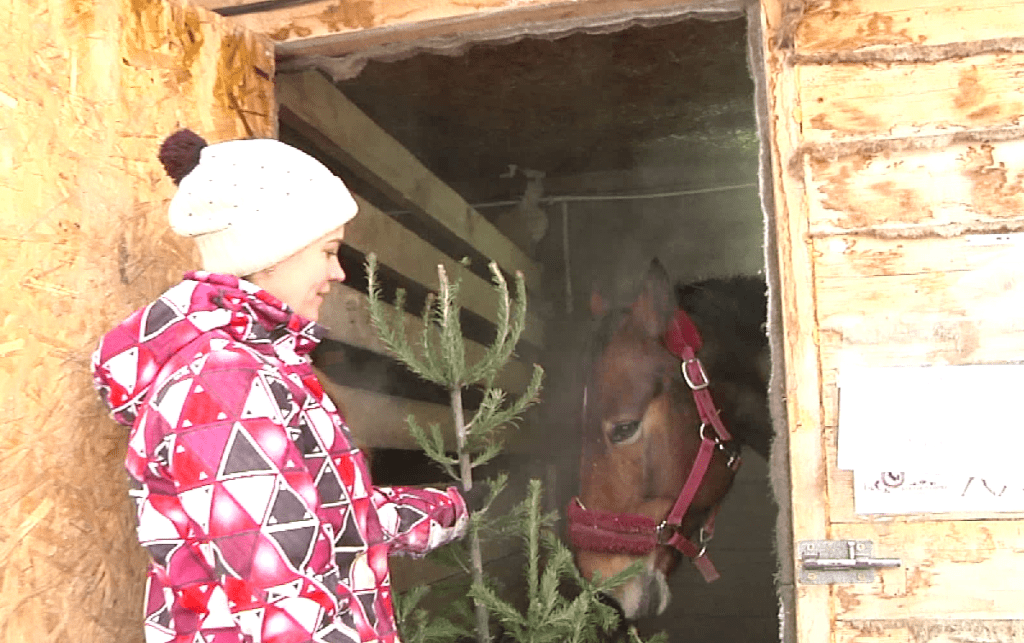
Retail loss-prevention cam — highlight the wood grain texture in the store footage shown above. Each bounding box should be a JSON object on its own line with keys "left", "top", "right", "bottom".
{"left": 799, "top": 54, "right": 1024, "bottom": 144}
{"left": 806, "top": 141, "right": 1024, "bottom": 238}
{"left": 0, "top": 0, "right": 273, "bottom": 640}
{"left": 192, "top": 0, "right": 744, "bottom": 55}
{"left": 758, "top": 1, "right": 831, "bottom": 642}
{"left": 829, "top": 521, "right": 1024, "bottom": 620}
{"left": 796, "top": 0, "right": 1024, "bottom": 54}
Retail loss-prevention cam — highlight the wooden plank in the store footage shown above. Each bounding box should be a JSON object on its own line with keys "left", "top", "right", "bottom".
{"left": 318, "top": 283, "right": 534, "bottom": 395}
{"left": 317, "top": 368, "right": 540, "bottom": 454}
{"left": 828, "top": 521, "right": 1024, "bottom": 621}
{"left": 813, "top": 235, "right": 1023, "bottom": 281}
{"left": 343, "top": 196, "right": 544, "bottom": 347}
{"left": 277, "top": 70, "right": 543, "bottom": 293}
{"left": 816, "top": 265, "right": 1024, "bottom": 336}
{"left": 795, "top": 0, "right": 1024, "bottom": 54}
{"left": 316, "top": 381, "right": 456, "bottom": 451}
{"left": 758, "top": 1, "right": 831, "bottom": 642}
{"left": 836, "top": 621, "right": 1024, "bottom": 643}
{"left": 806, "top": 141, "right": 1024, "bottom": 237}
{"left": 799, "top": 54, "right": 1024, "bottom": 144}
{"left": 814, "top": 235, "right": 1024, "bottom": 372}
{"left": 194, "top": 0, "right": 744, "bottom": 56}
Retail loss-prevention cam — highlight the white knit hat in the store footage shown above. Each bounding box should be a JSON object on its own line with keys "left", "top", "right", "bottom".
{"left": 160, "top": 131, "right": 358, "bottom": 277}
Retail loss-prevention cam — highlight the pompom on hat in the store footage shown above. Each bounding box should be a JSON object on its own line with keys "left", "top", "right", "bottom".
{"left": 158, "top": 129, "right": 358, "bottom": 277}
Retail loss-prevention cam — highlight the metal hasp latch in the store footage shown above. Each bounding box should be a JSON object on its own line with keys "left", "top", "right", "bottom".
{"left": 798, "top": 540, "right": 901, "bottom": 584}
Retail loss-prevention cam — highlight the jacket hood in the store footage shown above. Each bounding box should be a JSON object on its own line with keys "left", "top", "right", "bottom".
{"left": 92, "top": 271, "right": 323, "bottom": 427}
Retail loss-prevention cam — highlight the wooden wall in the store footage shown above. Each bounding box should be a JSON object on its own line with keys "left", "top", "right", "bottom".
{"left": 0, "top": 1, "right": 274, "bottom": 640}
{"left": 759, "top": 1, "right": 1024, "bottom": 641}
{"left": 276, "top": 69, "right": 544, "bottom": 455}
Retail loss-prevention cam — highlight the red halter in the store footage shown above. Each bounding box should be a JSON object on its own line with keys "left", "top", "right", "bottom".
{"left": 568, "top": 309, "right": 742, "bottom": 583}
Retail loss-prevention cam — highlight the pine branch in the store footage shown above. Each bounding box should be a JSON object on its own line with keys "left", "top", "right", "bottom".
{"left": 406, "top": 416, "right": 458, "bottom": 480}
{"left": 466, "top": 265, "right": 529, "bottom": 386}
{"left": 418, "top": 291, "right": 447, "bottom": 384}
{"left": 436, "top": 264, "right": 467, "bottom": 386}
{"left": 366, "top": 254, "right": 447, "bottom": 384}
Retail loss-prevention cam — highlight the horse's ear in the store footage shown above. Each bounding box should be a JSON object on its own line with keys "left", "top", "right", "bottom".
{"left": 590, "top": 288, "right": 609, "bottom": 319}
{"left": 630, "top": 259, "right": 674, "bottom": 338}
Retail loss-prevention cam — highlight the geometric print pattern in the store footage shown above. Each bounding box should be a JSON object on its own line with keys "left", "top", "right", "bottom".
{"left": 93, "top": 272, "right": 468, "bottom": 643}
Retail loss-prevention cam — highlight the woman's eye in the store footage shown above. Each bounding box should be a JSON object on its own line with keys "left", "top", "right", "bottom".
{"left": 608, "top": 421, "right": 641, "bottom": 445}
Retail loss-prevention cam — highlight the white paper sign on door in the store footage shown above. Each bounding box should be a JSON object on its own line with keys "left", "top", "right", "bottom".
{"left": 838, "top": 364, "right": 1024, "bottom": 514}
{"left": 853, "top": 471, "right": 1024, "bottom": 514}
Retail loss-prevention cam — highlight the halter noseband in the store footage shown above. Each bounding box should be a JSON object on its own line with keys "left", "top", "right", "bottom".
{"left": 568, "top": 309, "right": 742, "bottom": 583}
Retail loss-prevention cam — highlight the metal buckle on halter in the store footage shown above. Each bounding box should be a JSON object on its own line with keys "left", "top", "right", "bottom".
{"left": 700, "top": 423, "right": 741, "bottom": 470}
{"left": 681, "top": 358, "right": 710, "bottom": 391}
{"left": 656, "top": 520, "right": 679, "bottom": 545}
{"left": 694, "top": 526, "right": 713, "bottom": 559}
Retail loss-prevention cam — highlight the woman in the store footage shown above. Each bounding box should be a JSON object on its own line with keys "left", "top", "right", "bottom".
{"left": 92, "top": 130, "right": 469, "bottom": 643}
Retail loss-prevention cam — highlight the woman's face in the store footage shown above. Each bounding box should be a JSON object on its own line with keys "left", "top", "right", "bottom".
{"left": 249, "top": 225, "right": 347, "bottom": 322}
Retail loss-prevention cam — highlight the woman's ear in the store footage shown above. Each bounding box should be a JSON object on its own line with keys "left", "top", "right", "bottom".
{"left": 246, "top": 266, "right": 274, "bottom": 286}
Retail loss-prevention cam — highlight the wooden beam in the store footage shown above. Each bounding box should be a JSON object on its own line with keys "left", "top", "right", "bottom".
{"left": 193, "top": 0, "right": 745, "bottom": 57}
{"left": 342, "top": 196, "right": 545, "bottom": 347}
{"left": 318, "top": 379, "right": 540, "bottom": 454}
{"left": 757, "top": 1, "right": 830, "bottom": 643}
{"left": 319, "top": 283, "right": 535, "bottom": 395}
{"left": 799, "top": 54, "right": 1024, "bottom": 145}
{"left": 318, "top": 382, "right": 456, "bottom": 451}
{"left": 794, "top": 0, "right": 1024, "bottom": 54}
{"left": 277, "top": 70, "right": 544, "bottom": 294}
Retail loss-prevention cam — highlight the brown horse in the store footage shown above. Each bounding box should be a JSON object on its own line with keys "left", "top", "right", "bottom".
{"left": 568, "top": 259, "right": 770, "bottom": 621}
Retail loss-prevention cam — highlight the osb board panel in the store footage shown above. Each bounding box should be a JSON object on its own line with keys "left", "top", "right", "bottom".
{"left": 795, "top": 0, "right": 1024, "bottom": 54}
{"left": 799, "top": 54, "right": 1024, "bottom": 144}
{"left": 0, "top": 0, "right": 273, "bottom": 641}
{"left": 806, "top": 141, "right": 1024, "bottom": 238}
{"left": 827, "top": 521, "right": 1024, "bottom": 621}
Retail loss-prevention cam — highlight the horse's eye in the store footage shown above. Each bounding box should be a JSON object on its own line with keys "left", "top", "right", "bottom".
{"left": 608, "top": 421, "right": 641, "bottom": 445}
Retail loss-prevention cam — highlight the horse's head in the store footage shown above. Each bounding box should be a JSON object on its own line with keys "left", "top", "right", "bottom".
{"left": 570, "top": 260, "right": 741, "bottom": 621}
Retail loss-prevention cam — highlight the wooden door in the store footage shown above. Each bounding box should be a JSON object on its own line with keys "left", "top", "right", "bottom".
{"left": 757, "top": 1, "right": 1024, "bottom": 641}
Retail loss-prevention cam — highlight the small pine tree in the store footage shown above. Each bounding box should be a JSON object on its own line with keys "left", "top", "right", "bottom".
{"left": 366, "top": 255, "right": 663, "bottom": 643}
{"left": 472, "top": 479, "right": 665, "bottom": 643}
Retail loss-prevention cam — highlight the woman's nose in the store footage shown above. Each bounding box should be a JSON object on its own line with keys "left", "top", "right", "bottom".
{"left": 329, "top": 259, "right": 346, "bottom": 282}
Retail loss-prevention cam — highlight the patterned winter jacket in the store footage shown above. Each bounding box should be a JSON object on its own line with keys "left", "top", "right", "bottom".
{"left": 92, "top": 272, "right": 468, "bottom": 643}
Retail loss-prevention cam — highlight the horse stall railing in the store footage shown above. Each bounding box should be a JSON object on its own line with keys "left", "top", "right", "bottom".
{"left": 275, "top": 69, "right": 548, "bottom": 591}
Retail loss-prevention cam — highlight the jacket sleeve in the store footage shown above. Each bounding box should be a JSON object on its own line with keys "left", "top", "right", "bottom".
{"left": 370, "top": 485, "right": 469, "bottom": 556}
{"left": 130, "top": 356, "right": 341, "bottom": 642}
